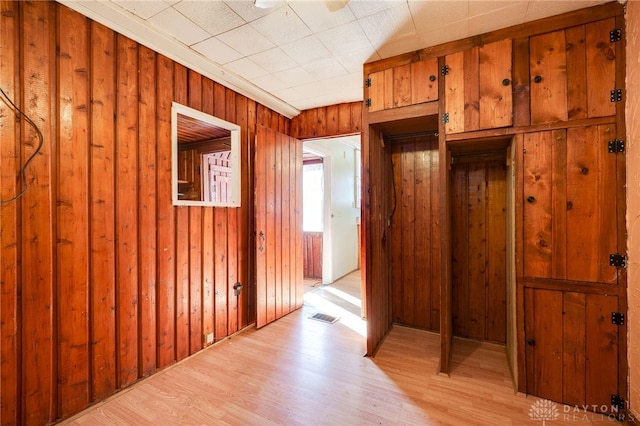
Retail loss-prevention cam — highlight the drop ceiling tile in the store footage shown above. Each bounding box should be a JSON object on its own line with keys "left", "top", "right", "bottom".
{"left": 417, "top": 20, "right": 469, "bottom": 49}
{"left": 302, "top": 57, "right": 348, "bottom": 80}
{"left": 358, "top": 3, "right": 416, "bottom": 50}
{"left": 347, "top": 0, "right": 397, "bottom": 19}
{"left": 376, "top": 33, "right": 424, "bottom": 59}
{"left": 249, "top": 47, "right": 296, "bottom": 73}
{"left": 216, "top": 24, "right": 275, "bottom": 56}
{"left": 468, "top": 3, "right": 528, "bottom": 36}
{"left": 524, "top": 0, "right": 606, "bottom": 22}
{"left": 288, "top": 1, "right": 356, "bottom": 32}
{"left": 316, "top": 21, "right": 374, "bottom": 58}
{"left": 147, "top": 6, "right": 210, "bottom": 45}
{"left": 191, "top": 37, "right": 243, "bottom": 65}
{"left": 409, "top": 0, "right": 469, "bottom": 33}
{"left": 281, "top": 36, "right": 332, "bottom": 67}
{"left": 225, "top": 57, "right": 269, "bottom": 80}
{"left": 251, "top": 74, "right": 290, "bottom": 93}
{"left": 173, "top": 1, "right": 245, "bottom": 36}
{"left": 223, "top": 0, "right": 280, "bottom": 22}
{"left": 111, "top": 0, "right": 172, "bottom": 20}
{"left": 250, "top": 5, "right": 312, "bottom": 45}
{"left": 273, "top": 66, "right": 316, "bottom": 88}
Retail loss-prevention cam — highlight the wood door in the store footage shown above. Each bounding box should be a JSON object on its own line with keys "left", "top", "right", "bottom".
{"left": 255, "top": 125, "right": 303, "bottom": 328}
{"left": 529, "top": 18, "right": 616, "bottom": 124}
{"left": 521, "top": 125, "right": 625, "bottom": 411}
{"left": 367, "top": 57, "right": 439, "bottom": 112}
{"left": 445, "top": 39, "right": 513, "bottom": 134}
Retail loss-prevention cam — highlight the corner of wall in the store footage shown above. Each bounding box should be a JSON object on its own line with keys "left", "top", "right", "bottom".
{"left": 626, "top": 0, "right": 640, "bottom": 418}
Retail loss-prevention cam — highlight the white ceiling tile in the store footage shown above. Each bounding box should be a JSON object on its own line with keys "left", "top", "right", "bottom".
{"left": 273, "top": 66, "right": 316, "bottom": 87}
{"left": 316, "top": 21, "right": 373, "bottom": 58}
{"left": 302, "top": 57, "right": 348, "bottom": 80}
{"left": 173, "top": 1, "right": 245, "bottom": 36}
{"left": 409, "top": 0, "right": 469, "bottom": 33}
{"left": 249, "top": 47, "right": 296, "bottom": 73}
{"left": 225, "top": 57, "right": 269, "bottom": 80}
{"left": 251, "top": 74, "right": 289, "bottom": 93}
{"left": 191, "top": 37, "right": 243, "bottom": 64}
{"left": 417, "top": 20, "right": 470, "bottom": 49}
{"left": 216, "top": 24, "right": 275, "bottom": 56}
{"left": 250, "top": 5, "right": 312, "bottom": 45}
{"left": 147, "top": 6, "right": 210, "bottom": 45}
{"left": 525, "top": 1, "right": 606, "bottom": 22}
{"left": 223, "top": 0, "right": 280, "bottom": 22}
{"left": 358, "top": 3, "right": 416, "bottom": 50}
{"left": 288, "top": 1, "right": 356, "bottom": 32}
{"left": 468, "top": 3, "right": 528, "bottom": 36}
{"left": 281, "top": 36, "right": 332, "bottom": 67}
{"left": 347, "top": 0, "right": 398, "bottom": 19}
{"left": 111, "top": 0, "right": 172, "bottom": 20}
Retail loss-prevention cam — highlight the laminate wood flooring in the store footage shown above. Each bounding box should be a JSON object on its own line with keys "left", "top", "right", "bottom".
{"left": 62, "top": 270, "right": 611, "bottom": 425}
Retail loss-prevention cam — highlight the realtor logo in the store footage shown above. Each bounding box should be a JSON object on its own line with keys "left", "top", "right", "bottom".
{"left": 529, "top": 399, "right": 559, "bottom": 424}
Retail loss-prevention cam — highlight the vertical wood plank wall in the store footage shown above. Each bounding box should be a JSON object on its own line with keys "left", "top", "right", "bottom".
{"left": 303, "top": 232, "right": 323, "bottom": 279}
{"left": 0, "top": 2, "right": 290, "bottom": 424}
{"left": 389, "top": 135, "right": 440, "bottom": 332}
{"left": 450, "top": 159, "right": 507, "bottom": 344}
{"left": 290, "top": 102, "right": 362, "bottom": 140}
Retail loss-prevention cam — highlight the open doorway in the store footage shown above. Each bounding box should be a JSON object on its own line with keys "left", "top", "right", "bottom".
{"left": 301, "top": 136, "right": 364, "bottom": 333}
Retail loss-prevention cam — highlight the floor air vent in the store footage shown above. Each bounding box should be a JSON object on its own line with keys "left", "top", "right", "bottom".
{"left": 309, "top": 313, "right": 340, "bottom": 324}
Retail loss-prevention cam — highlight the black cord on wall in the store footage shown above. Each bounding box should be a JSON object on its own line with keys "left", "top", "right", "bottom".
{"left": 0, "top": 87, "right": 44, "bottom": 205}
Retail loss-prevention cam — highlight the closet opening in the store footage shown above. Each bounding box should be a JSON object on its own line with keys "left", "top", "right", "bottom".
{"left": 446, "top": 137, "right": 517, "bottom": 388}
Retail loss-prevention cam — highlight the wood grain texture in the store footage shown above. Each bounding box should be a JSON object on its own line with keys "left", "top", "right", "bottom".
{"left": 303, "top": 232, "right": 322, "bottom": 279}
{"left": 56, "top": 6, "right": 90, "bottom": 415}
{"left": 0, "top": 1, "right": 20, "bottom": 422}
{"left": 255, "top": 125, "right": 303, "bottom": 328}
{"left": 60, "top": 304, "right": 614, "bottom": 426}
{"left": 290, "top": 102, "right": 362, "bottom": 140}
{"left": 0, "top": 3, "right": 293, "bottom": 423}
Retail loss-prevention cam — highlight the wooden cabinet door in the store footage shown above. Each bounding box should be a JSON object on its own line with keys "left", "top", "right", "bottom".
{"left": 444, "top": 39, "right": 513, "bottom": 134}
{"left": 525, "top": 288, "right": 620, "bottom": 410}
{"left": 522, "top": 125, "right": 619, "bottom": 284}
{"left": 255, "top": 125, "right": 304, "bottom": 328}
{"left": 530, "top": 18, "right": 616, "bottom": 124}
{"left": 367, "top": 57, "right": 438, "bottom": 112}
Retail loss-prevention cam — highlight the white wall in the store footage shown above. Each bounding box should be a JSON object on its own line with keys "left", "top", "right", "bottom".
{"left": 305, "top": 136, "right": 360, "bottom": 283}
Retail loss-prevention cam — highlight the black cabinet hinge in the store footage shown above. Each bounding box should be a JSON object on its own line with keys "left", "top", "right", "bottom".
{"left": 610, "top": 29, "right": 622, "bottom": 43}
{"left": 611, "top": 395, "right": 625, "bottom": 409}
{"left": 609, "top": 253, "right": 627, "bottom": 268}
{"left": 441, "top": 65, "right": 449, "bottom": 76}
{"left": 442, "top": 112, "right": 449, "bottom": 124}
{"left": 365, "top": 98, "right": 372, "bottom": 108}
{"left": 608, "top": 139, "right": 625, "bottom": 153}
{"left": 365, "top": 78, "right": 371, "bottom": 88}
{"left": 611, "top": 312, "right": 625, "bottom": 326}
{"left": 610, "top": 89, "right": 622, "bottom": 102}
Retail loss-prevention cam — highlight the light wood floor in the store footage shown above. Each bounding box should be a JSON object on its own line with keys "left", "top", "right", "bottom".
{"left": 62, "top": 271, "right": 610, "bottom": 425}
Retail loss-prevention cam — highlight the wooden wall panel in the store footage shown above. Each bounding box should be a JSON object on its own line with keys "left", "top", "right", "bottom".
{"left": 56, "top": 7, "right": 90, "bottom": 415}
{"left": 451, "top": 159, "right": 507, "bottom": 343}
{"left": 156, "top": 54, "right": 176, "bottom": 369}
{"left": 115, "top": 33, "right": 140, "bottom": 388}
{"left": 0, "top": 1, "right": 20, "bottom": 422}
{"left": 21, "top": 2, "right": 56, "bottom": 423}
{"left": 138, "top": 45, "right": 157, "bottom": 377}
{"left": 303, "top": 232, "right": 322, "bottom": 279}
{"left": 291, "top": 102, "right": 362, "bottom": 140}
{"left": 0, "top": 3, "right": 293, "bottom": 423}
{"left": 364, "top": 127, "right": 394, "bottom": 355}
{"left": 389, "top": 135, "right": 440, "bottom": 331}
